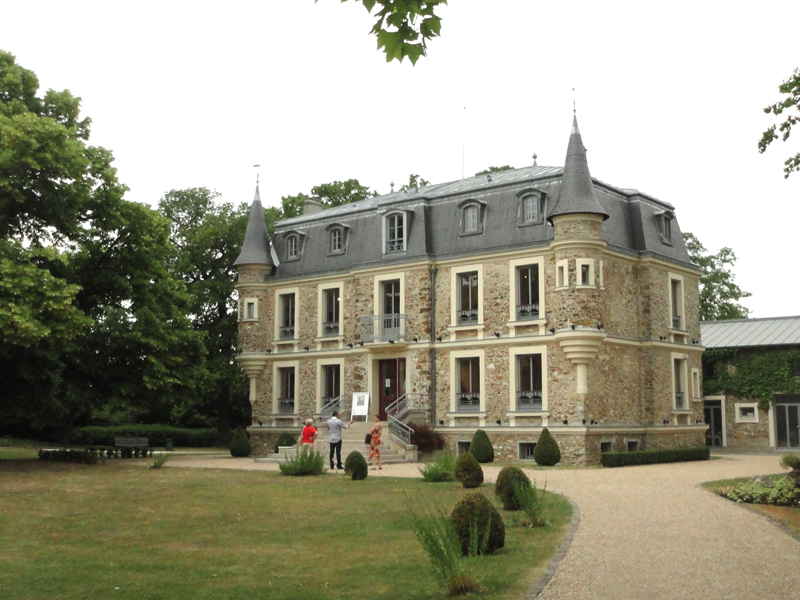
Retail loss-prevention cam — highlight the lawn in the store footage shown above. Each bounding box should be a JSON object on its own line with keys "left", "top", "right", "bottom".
{"left": 702, "top": 474, "right": 800, "bottom": 539}
{"left": 0, "top": 459, "right": 572, "bottom": 600}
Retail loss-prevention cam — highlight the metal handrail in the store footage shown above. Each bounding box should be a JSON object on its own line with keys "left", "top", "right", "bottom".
{"left": 385, "top": 392, "right": 426, "bottom": 420}
{"left": 319, "top": 395, "right": 343, "bottom": 416}
{"left": 359, "top": 313, "right": 409, "bottom": 342}
{"left": 388, "top": 414, "right": 415, "bottom": 445}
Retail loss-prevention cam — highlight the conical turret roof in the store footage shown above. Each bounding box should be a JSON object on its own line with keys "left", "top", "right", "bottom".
{"left": 548, "top": 115, "right": 609, "bottom": 222}
{"left": 233, "top": 185, "right": 273, "bottom": 267}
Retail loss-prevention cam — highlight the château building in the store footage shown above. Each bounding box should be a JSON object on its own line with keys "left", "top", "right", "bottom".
{"left": 234, "top": 115, "right": 706, "bottom": 465}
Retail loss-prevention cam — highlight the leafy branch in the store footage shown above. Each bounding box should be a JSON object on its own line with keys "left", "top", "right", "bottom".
{"left": 758, "top": 67, "right": 800, "bottom": 178}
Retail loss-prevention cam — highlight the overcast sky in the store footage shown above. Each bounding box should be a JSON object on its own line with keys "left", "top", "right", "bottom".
{"left": 2, "top": 0, "right": 799, "bottom": 318}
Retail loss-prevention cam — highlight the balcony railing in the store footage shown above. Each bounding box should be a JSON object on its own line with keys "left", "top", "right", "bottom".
{"left": 672, "top": 315, "right": 681, "bottom": 329}
{"left": 278, "top": 398, "right": 295, "bottom": 414}
{"left": 359, "top": 313, "right": 409, "bottom": 343}
{"left": 322, "top": 322, "right": 340, "bottom": 336}
{"left": 516, "top": 391, "right": 543, "bottom": 411}
{"left": 675, "top": 391, "right": 685, "bottom": 409}
{"left": 516, "top": 303, "right": 540, "bottom": 320}
{"left": 457, "top": 392, "right": 481, "bottom": 411}
{"left": 279, "top": 325, "right": 295, "bottom": 339}
{"left": 385, "top": 241, "right": 405, "bottom": 253}
{"left": 457, "top": 309, "right": 479, "bottom": 324}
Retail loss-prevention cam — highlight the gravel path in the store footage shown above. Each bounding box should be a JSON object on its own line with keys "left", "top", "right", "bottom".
{"left": 166, "top": 453, "right": 800, "bottom": 599}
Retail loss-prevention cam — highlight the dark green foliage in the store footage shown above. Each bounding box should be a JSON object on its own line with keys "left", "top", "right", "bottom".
{"left": 758, "top": 67, "right": 800, "bottom": 179}
{"left": 344, "top": 451, "right": 368, "bottom": 480}
{"left": 716, "top": 476, "right": 800, "bottom": 506}
{"left": 419, "top": 452, "right": 456, "bottom": 482}
{"left": 781, "top": 453, "right": 800, "bottom": 471}
{"left": 229, "top": 428, "right": 251, "bottom": 457}
{"left": 474, "top": 165, "right": 514, "bottom": 177}
{"left": 274, "top": 432, "right": 298, "bottom": 453}
{"left": 279, "top": 446, "right": 325, "bottom": 476}
{"left": 449, "top": 492, "right": 505, "bottom": 556}
{"left": 601, "top": 446, "right": 710, "bottom": 468}
{"left": 38, "top": 448, "right": 98, "bottom": 464}
{"left": 409, "top": 421, "right": 445, "bottom": 453}
{"left": 454, "top": 452, "right": 483, "bottom": 488}
{"left": 70, "top": 426, "right": 216, "bottom": 447}
{"left": 495, "top": 466, "right": 532, "bottom": 510}
{"left": 533, "top": 428, "right": 561, "bottom": 466}
{"left": 468, "top": 429, "right": 494, "bottom": 463}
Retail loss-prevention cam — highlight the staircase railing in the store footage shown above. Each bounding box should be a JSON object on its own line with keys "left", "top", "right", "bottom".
{"left": 385, "top": 392, "right": 426, "bottom": 420}
{"left": 388, "top": 414, "right": 415, "bottom": 445}
{"left": 319, "top": 395, "right": 345, "bottom": 418}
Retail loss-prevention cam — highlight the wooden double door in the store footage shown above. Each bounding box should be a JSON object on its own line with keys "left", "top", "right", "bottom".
{"left": 378, "top": 358, "right": 406, "bottom": 421}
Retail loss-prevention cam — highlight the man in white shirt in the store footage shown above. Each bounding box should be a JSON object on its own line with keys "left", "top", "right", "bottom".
{"left": 326, "top": 410, "right": 353, "bottom": 470}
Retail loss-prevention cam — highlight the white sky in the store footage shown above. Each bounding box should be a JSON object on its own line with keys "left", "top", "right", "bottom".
{"left": 2, "top": 0, "right": 799, "bottom": 319}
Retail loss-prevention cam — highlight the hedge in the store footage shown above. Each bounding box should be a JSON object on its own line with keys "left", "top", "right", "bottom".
{"left": 601, "top": 446, "right": 710, "bottom": 468}
{"left": 70, "top": 425, "right": 217, "bottom": 447}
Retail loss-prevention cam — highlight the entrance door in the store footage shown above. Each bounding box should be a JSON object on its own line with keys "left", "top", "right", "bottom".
{"left": 776, "top": 398, "right": 800, "bottom": 448}
{"left": 704, "top": 400, "right": 723, "bottom": 447}
{"left": 378, "top": 358, "right": 406, "bottom": 420}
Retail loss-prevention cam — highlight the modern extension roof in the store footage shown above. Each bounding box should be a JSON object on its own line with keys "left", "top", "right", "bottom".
{"left": 701, "top": 316, "right": 800, "bottom": 348}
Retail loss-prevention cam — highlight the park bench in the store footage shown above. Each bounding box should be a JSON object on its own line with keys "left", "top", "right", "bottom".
{"left": 115, "top": 437, "right": 150, "bottom": 458}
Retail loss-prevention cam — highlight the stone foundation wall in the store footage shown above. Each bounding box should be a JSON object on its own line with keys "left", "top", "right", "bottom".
{"left": 724, "top": 395, "right": 771, "bottom": 448}
{"left": 439, "top": 429, "right": 589, "bottom": 465}
{"left": 246, "top": 427, "right": 301, "bottom": 457}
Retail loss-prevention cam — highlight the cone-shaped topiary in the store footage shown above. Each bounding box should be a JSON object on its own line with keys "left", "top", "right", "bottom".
{"left": 230, "top": 428, "right": 252, "bottom": 457}
{"left": 344, "top": 450, "right": 368, "bottom": 480}
{"left": 450, "top": 492, "right": 505, "bottom": 556}
{"left": 533, "top": 428, "right": 561, "bottom": 466}
{"left": 454, "top": 451, "right": 484, "bottom": 488}
{"left": 495, "top": 466, "right": 532, "bottom": 510}
{"left": 274, "top": 431, "right": 297, "bottom": 453}
{"left": 469, "top": 429, "right": 494, "bottom": 463}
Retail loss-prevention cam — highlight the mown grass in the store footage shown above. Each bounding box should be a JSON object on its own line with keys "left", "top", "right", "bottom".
{"left": 0, "top": 460, "right": 572, "bottom": 600}
{"left": 702, "top": 473, "right": 800, "bottom": 538}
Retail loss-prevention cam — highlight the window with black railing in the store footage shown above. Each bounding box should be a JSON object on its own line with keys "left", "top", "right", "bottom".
{"left": 670, "top": 278, "right": 682, "bottom": 330}
{"left": 674, "top": 358, "right": 685, "bottom": 409}
{"left": 457, "top": 357, "right": 481, "bottom": 411}
{"left": 457, "top": 272, "right": 479, "bottom": 324}
{"left": 386, "top": 213, "right": 405, "bottom": 253}
{"left": 280, "top": 293, "right": 295, "bottom": 339}
{"left": 278, "top": 367, "right": 295, "bottom": 413}
{"left": 516, "top": 264, "right": 540, "bottom": 320}
{"left": 323, "top": 288, "right": 340, "bottom": 336}
{"left": 517, "top": 354, "right": 543, "bottom": 410}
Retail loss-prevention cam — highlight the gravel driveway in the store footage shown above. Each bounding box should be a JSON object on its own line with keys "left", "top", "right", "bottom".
{"left": 166, "top": 453, "right": 800, "bottom": 599}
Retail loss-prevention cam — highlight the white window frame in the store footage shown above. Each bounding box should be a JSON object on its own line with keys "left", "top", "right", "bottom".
{"left": 671, "top": 352, "right": 689, "bottom": 411}
{"left": 691, "top": 368, "right": 701, "bottom": 400}
{"left": 286, "top": 235, "right": 299, "bottom": 260}
{"left": 556, "top": 259, "right": 569, "bottom": 290}
{"left": 576, "top": 258, "right": 595, "bottom": 288}
{"left": 508, "top": 344, "right": 549, "bottom": 413}
{"left": 317, "top": 281, "right": 344, "bottom": 339}
{"left": 449, "top": 348, "right": 485, "bottom": 415}
{"left": 598, "top": 259, "right": 605, "bottom": 289}
{"left": 734, "top": 402, "right": 759, "bottom": 424}
{"left": 274, "top": 286, "right": 300, "bottom": 342}
{"left": 668, "top": 272, "right": 685, "bottom": 331}
{"left": 383, "top": 212, "right": 406, "bottom": 254}
{"left": 272, "top": 360, "right": 300, "bottom": 415}
{"left": 516, "top": 189, "right": 546, "bottom": 226}
{"left": 242, "top": 297, "right": 259, "bottom": 321}
{"left": 508, "top": 256, "right": 546, "bottom": 323}
{"left": 449, "top": 263, "right": 484, "bottom": 329}
{"left": 316, "top": 357, "right": 345, "bottom": 412}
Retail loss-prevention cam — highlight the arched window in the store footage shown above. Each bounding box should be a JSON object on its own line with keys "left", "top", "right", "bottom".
{"left": 516, "top": 189, "right": 546, "bottom": 226}
{"left": 457, "top": 199, "right": 486, "bottom": 235}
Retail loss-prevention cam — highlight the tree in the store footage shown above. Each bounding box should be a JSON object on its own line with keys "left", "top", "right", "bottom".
{"left": 320, "top": 0, "right": 448, "bottom": 65}
{"left": 159, "top": 188, "right": 251, "bottom": 442}
{"left": 758, "top": 67, "right": 800, "bottom": 179}
{"left": 683, "top": 232, "right": 751, "bottom": 321}
{"left": 399, "top": 173, "right": 430, "bottom": 190}
{"left": 273, "top": 179, "right": 377, "bottom": 232}
{"left": 474, "top": 165, "right": 513, "bottom": 177}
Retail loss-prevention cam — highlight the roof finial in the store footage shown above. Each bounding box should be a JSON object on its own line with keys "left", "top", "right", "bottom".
{"left": 533, "top": 151, "right": 538, "bottom": 166}
{"left": 572, "top": 88, "right": 576, "bottom": 115}
{"left": 390, "top": 180, "right": 395, "bottom": 193}
{"left": 253, "top": 164, "right": 261, "bottom": 185}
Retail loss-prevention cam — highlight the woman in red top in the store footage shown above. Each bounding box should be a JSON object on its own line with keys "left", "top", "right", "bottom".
{"left": 301, "top": 419, "right": 317, "bottom": 446}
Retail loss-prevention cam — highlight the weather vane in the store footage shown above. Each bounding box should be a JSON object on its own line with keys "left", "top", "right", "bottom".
{"left": 253, "top": 164, "right": 261, "bottom": 184}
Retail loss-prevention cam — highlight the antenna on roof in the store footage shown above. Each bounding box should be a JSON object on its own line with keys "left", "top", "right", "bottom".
{"left": 533, "top": 151, "right": 538, "bottom": 167}
{"left": 253, "top": 164, "right": 261, "bottom": 185}
{"left": 461, "top": 106, "right": 467, "bottom": 179}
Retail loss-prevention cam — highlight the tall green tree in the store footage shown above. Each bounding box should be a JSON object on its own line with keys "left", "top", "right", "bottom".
{"left": 159, "top": 188, "right": 250, "bottom": 442}
{"left": 273, "top": 179, "right": 377, "bottom": 231}
{"left": 684, "top": 232, "right": 751, "bottom": 321}
{"left": 758, "top": 67, "right": 800, "bottom": 179}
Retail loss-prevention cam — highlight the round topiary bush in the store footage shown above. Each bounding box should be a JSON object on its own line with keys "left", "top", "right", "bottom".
{"left": 454, "top": 451, "right": 484, "bottom": 488}
{"left": 469, "top": 429, "right": 494, "bottom": 463}
{"left": 450, "top": 492, "right": 505, "bottom": 556}
{"left": 781, "top": 453, "right": 800, "bottom": 486}
{"left": 533, "top": 427, "right": 561, "bottom": 466}
{"left": 274, "top": 431, "right": 297, "bottom": 453}
{"left": 230, "top": 428, "right": 252, "bottom": 457}
{"left": 344, "top": 450, "right": 368, "bottom": 480}
{"left": 495, "top": 466, "right": 532, "bottom": 510}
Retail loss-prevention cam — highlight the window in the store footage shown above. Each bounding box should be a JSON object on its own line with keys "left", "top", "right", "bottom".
{"left": 457, "top": 441, "right": 471, "bottom": 455}
{"left": 670, "top": 276, "right": 684, "bottom": 330}
{"left": 692, "top": 369, "right": 701, "bottom": 399}
{"left": 626, "top": 440, "right": 640, "bottom": 452}
{"left": 519, "top": 442, "right": 536, "bottom": 459}
{"left": 600, "top": 441, "right": 612, "bottom": 453}
{"left": 516, "top": 355, "right": 543, "bottom": 410}
{"left": 517, "top": 265, "right": 540, "bottom": 320}
{"left": 242, "top": 297, "right": 258, "bottom": 321}
{"left": 674, "top": 357, "right": 686, "bottom": 409}
{"left": 280, "top": 293, "right": 295, "bottom": 339}
{"left": 322, "top": 364, "right": 341, "bottom": 408}
{"left": 458, "top": 200, "right": 486, "bottom": 235}
{"left": 278, "top": 367, "right": 295, "bottom": 414}
{"left": 734, "top": 403, "right": 759, "bottom": 424}
{"left": 556, "top": 259, "right": 568, "bottom": 289}
{"left": 516, "top": 190, "right": 546, "bottom": 226}
{"left": 380, "top": 279, "right": 402, "bottom": 339}
{"left": 386, "top": 213, "right": 405, "bottom": 253}
{"left": 464, "top": 205, "right": 479, "bottom": 233}
{"left": 322, "top": 288, "right": 340, "bottom": 336}
{"left": 457, "top": 357, "right": 481, "bottom": 411}
{"left": 246, "top": 302, "right": 255, "bottom": 320}
{"left": 576, "top": 259, "right": 595, "bottom": 288}
{"left": 330, "top": 228, "right": 342, "bottom": 252}
{"left": 458, "top": 272, "right": 479, "bottom": 324}
{"left": 523, "top": 196, "right": 539, "bottom": 222}
{"left": 287, "top": 235, "right": 299, "bottom": 260}
{"left": 656, "top": 211, "right": 674, "bottom": 245}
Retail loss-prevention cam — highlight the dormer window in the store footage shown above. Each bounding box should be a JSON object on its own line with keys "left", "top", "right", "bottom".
{"left": 385, "top": 213, "right": 405, "bottom": 253}
{"left": 283, "top": 230, "right": 306, "bottom": 262}
{"left": 516, "top": 189, "right": 547, "bottom": 226}
{"left": 655, "top": 210, "right": 675, "bottom": 245}
{"left": 331, "top": 228, "right": 342, "bottom": 252}
{"left": 457, "top": 199, "right": 486, "bottom": 236}
{"left": 464, "top": 206, "right": 479, "bottom": 232}
{"left": 325, "top": 223, "right": 349, "bottom": 256}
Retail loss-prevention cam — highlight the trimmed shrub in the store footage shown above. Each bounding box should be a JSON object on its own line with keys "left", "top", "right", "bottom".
{"left": 495, "top": 466, "right": 532, "bottom": 510}
{"left": 601, "top": 446, "right": 710, "bottom": 467}
{"left": 454, "top": 452, "right": 484, "bottom": 489}
{"left": 533, "top": 428, "right": 561, "bottom": 466}
{"left": 450, "top": 492, "right": 505, "bottom": 556}
{"left": 274, "top": 432, "right": 298, "bottom": 453}
{"left": 230, "top": 428, "right": 252, "bottom": 457}
{"left": 409, "top": 422, "right": 445, "bottom": 453}
{"left": 344, "top": 451, "right": 368, "bottom": 480}
{"left": 70, "top": 425, "right": 216, "bottom": 447}
{"left": 468, "top": 429, "right": 494, "bottom": 463}
{"left": 38, "top": 448, "right": 98, "bottom": 464}
{"left": 419, "top": 451, "right": 456, "bottom": 482}
{"left": 780, "top": 453, "right": 800, "bottom": 471}
{"left": 279, "top": 446, "right": 325, "bottom": 476}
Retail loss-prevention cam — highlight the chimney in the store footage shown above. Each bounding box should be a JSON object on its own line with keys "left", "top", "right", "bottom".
{"left": 303, "top": 199, "right": 323, "bottom": 215}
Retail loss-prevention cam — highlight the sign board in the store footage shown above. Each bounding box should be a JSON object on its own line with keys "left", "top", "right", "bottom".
{"left": 351, "top": 392, "right": 370, "bottom": 418}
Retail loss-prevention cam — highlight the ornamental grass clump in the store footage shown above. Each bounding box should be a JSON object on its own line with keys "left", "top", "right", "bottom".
{"left": 512, "top": 476, "right": 549, "bottom": 527}
{"left": 344, "top": 450, "right": 368, "bottom": 480}
{"left": 454, "top": 452, "right": 484, "bottom": 488}
{"left": 449, "top": 492, "right": 505, "bottom": 556}
{"left": 469, "top": 429, "right": 494, "bottom": 463}
{"left": 229, "top": 428, "right": 251, "bottom": 457}
{"left": 419, "top": 451, "right": 456, "bottom": 482}
{"left": 494, "top": 466, "right": 532, "bottom": 510}
{"left": 279, "top": 446, "right": 325, "bottom": 476}
{"left": 150, "top": 452, "right": 173, "bottom": 469}
{"left": 533, "top": 428, "right": 561, "bottom": 466}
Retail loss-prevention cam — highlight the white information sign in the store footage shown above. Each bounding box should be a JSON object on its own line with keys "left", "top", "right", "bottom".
{"left": 351, "top": 392, "right": 370, "bottom": 419}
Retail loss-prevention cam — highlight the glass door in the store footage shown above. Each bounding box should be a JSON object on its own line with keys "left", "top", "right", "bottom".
{"left": 776, "top": 402, "right": 800, "bottom": 448}
{"left": 704, "top": 400, "right": 723, "bottom": 447}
